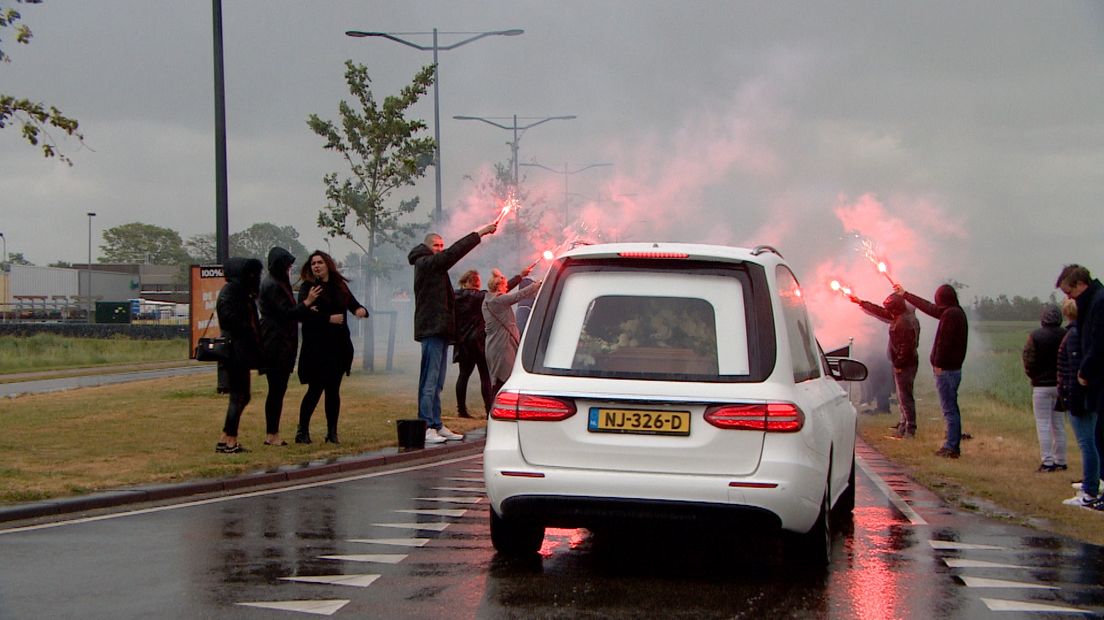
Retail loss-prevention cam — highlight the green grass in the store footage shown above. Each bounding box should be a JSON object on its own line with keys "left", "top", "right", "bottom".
{"left": 0, "top": 334, "right": 188, "bottom": 373}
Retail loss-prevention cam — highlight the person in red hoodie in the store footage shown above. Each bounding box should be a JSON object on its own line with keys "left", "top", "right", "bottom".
{"left": 895, "top": 282, "right": 969, "bottom": 458}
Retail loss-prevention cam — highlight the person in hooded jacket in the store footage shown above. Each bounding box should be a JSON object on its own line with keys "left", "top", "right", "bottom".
{"left": 896, "top": 282, "right": 969, "bottom": 458}
{"left": 1022, "top": 303, "right": 1068, "bottom": 472}
{"left": 215, "top": 257, "right": 263, "bottom": 454}
{"left": 295, "top": 250, "right": 367, "bottom": 445}
{"left": 848, "top": 291, "right": 921, "bottom": 438}
{"left": 258, "top": 247, "right": 320, "bottom": 447}
{"left": 408, "top": 223, "right": 497, "bottom": 444}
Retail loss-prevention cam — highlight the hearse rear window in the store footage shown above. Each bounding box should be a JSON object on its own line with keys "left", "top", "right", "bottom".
{"left": 539, "top": 270, "right": 750, "bottom": 378}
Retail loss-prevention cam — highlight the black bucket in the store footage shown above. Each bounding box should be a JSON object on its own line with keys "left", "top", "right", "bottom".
{"left": 397, "top": 419, "right": 427, "bottom": 449}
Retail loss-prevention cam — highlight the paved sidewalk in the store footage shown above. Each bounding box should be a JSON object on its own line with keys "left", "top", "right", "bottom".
{"left": 0, "top": 429, "right": 487, "bottom": 525}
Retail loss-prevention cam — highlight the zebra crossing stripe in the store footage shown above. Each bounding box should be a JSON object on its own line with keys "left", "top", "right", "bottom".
{"left": 237, "top": 599, "right": 349, "bottom": 615}
{"left": 395, "top": 508, "right": 468, "bottom": 517}
{"left": 319, "top": 554, "right": 408, "bottom": 564}
{"left": 929, "top": 540, "right": 1005, "bottom": 551}
{"left": 280, "top": 574, "right": 381, "bottom": 588}
{"left": 960, "top": 576, "right": 1056, "bottom": 590}
{"left": 944, "top": 559, "right": 1027, "bottom": 569}
{"left": 369, "top": 522, "right": 450, "bottom": 531}
{"left": 347, "top": 538, "right": 430, "bottom": 547}
{"left": 981, "top": 598, "right": 1092, "bottom": 613}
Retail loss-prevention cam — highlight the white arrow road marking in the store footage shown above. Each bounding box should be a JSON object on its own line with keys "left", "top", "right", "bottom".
{"left": 445, "top": 477, "right": 484, "bottom": 482}
{"left": 280, "top": 574, "right": 381, "bottom": 588}
{"left": 857, "top": 455, "right": 927, "bottom": 525}
{"left": 432, "top": 487, "right": 486, "bottom": 493}
{"left": 413, "top": 496, "right": 483, "bottom": 504}
{"left": 347, "top": 538, "right": 430, "bottom": 547}
{"left": 237, "top": 600, "right": 349, "bottom": 616}
{"left": 981, "top": 598, "right": 1093, "bottom": 613}
{"left": 960, "top": 577, "right": 1057, "bottom": 590}
{"left": 929, "top": 540, "right": 1006, "bottom": 551}
{"left": 395, "top": 508, "right": 468, "bottom": 518}
{"left": 370, "top": 522, "right": 450, "bottom": 531}
{"left": 945, "top": 559, "right": 1028, "bottom": 569}
{"left": 319, "top": 554, "right": 408, "bottom": 564}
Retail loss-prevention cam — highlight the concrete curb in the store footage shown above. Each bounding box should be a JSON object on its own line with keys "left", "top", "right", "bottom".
{"left": 0, "top": 431, "right": 486, "bottom": 524}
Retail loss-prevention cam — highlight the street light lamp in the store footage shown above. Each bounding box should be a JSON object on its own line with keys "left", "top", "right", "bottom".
{"left": 345, "top": 28, "right": 524, "bottom": 223}
{"left": 520, "top": 161, "right": 612, "bottom": 229}
{"left": 86, "top": 212, "right": 96, "bottom": 322}
{"left": 452, "top": 115, "right": 576, "bottom": 188}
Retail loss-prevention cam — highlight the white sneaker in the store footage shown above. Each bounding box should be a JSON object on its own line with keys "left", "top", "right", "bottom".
{"left": 438, "top": 425, "right": 464, "bottom": 441}
{"left": 424, "top": 428, "right": 447, "bottom": 444}
{"left": 1062, "top": 491, "right": 1099, "bottom": 508}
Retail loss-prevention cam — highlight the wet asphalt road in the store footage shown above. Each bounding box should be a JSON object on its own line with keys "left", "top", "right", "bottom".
{"left": 0, "top": 365, "right": 214, "bottom": 398}
{"left": 1, "top": 442, "right": 1103, "bottom": 619}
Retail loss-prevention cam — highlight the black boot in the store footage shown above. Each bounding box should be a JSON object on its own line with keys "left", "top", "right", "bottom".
{"left": 294, "top": 427, "right": 312, "bottom": 444}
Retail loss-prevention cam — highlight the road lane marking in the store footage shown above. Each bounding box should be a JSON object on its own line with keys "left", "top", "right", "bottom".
{"left": 319, "top": 554, "right": 408, "bottom": 564}
{"left": 280, "top": 574, "right": 381, "bottom": 588}
{"left": 444, "top": 477, "right": 484, "bottom": 482}
{"left": 960, "top": 577, "right": 1057, "bottom": 590}
{"left": 237, "top": 599, "right": 349, "bottom": 615}
{"left": 432, "top": 486, "right": 485, "bottom": 493}
{"left": 981, "top": 598, "right": 1092, "bottom": 613}
{"left": 856, "top": 455, "right": 928, "bottom": 525}
{"left": 347, "top": 538, "right": 430, "bottom": 547}
{"left": 945, "top": 559, "right": 1027, "bottom": 569}
{"left": 929, "top": 540, "right": 1006, "bottom": 551}
{"left": 0, "top": 454, "right": 483, "bottom": 535}
{"left": 369, "top": 522, "right": 450, "bottom": 531}
{"left": 395, "top": 508, "right": 468, "bottom": 517}
{"left": 412, "top": 496, "right": 483, "bottom": 504}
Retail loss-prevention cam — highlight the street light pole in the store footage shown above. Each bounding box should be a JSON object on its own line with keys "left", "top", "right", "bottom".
{"left": 452, "top": 115, "right": 577, "bottom": 189}
{"left": 345, "top": 28, "right": 524, "bottom": 224}
{"left": 0, "top": 232, "right": 6, "bottom": 265}
{"left": 520, "top": 161, "right": 612, "bottom": 229}
{"left": 87, "top": 212, "right": 96, "bottom": 322}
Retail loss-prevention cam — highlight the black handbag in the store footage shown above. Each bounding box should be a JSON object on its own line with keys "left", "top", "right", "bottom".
{"left": 194, "top": 314, "right": 232, "bottom": 362}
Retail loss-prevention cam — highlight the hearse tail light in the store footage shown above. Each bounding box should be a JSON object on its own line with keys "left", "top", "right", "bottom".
{"left": 617, "top": 251, "right": 690, "bottom": 259}
{"left": 703, "top": 402, "right": 804, "bottom": 432}
{"left": 491, "top": 392, "right": 577, "bottom": 421}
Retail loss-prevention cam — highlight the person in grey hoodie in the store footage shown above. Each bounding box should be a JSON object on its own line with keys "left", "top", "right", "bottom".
{"left": 1023, "top": 303, "right": 1068, "bottom": 472}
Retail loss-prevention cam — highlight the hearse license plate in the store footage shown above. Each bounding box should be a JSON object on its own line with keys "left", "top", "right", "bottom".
{"left": 588, "top": 408, "right": 690, "bottom": 436}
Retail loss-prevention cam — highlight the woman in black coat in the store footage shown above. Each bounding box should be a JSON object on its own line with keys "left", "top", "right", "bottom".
{"left": 295, "top": 251, "right": 367, "bottom": 444}
{"left": 215, "top": 257, "right": 263, "bottom": 454}
{"left": 258, "top": 247, "right": 320, "bottom": 446}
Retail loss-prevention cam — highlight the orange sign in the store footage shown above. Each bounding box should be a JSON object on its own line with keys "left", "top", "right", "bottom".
{"left": 189, "top": 264, "right": 225, "bottom": 358}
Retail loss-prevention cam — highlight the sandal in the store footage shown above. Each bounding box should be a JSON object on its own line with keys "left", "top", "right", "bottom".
{"left": 264, "top": 440, "right": 288, "bottom": 446}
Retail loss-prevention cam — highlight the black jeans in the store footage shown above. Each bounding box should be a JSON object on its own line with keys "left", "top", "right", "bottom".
{"left": 221, "top": 364, "right": 251, "bottom": 437}
{"left": 455, "top": 343, "right": 493, "bottom": 416}
{"left": 894, "top": 363, "right": 919, "bottom": 433}
{"left": 264, "top": 369, "right": 291, "bottom": 435}
{"left": 299, "top": 373, "right": 344, "bottom": 439}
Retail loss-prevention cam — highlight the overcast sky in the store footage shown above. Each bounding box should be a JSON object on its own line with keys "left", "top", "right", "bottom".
{"left": 3, "top": 1, "right": 1103, "bottom": 337}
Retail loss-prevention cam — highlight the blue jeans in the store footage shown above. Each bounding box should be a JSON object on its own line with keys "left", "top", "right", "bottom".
{"left": 418, "top": 337, "right": 448, "bottom": 430}
{"left": 1070, "top": 411, "right": 1101, "bottom": 497}
{"left": 935, "top": 368, "right": 962, "bottom": 453}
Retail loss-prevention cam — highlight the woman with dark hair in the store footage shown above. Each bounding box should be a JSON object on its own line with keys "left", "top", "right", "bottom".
{"left": 215, "top": 257, "right": 264, "bottom": 454}
{"left": 295, "top": 251, "right": 368, "bottom": 445}
{"left": 258, "top": 247, "right": 320, "bottom": 446}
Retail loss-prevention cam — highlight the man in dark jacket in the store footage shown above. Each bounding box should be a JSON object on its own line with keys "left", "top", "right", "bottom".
{"left": 1022, "top": 303, "right": 1068, "bottom": 472}
{"left": 1056, "top": 264, "right": 1104, "bottom": 506}
{"left": 849, "top": 292, "right": 921, "bottom": 438}
{"left": 896, "top": 282, "right": 968, "bottom": 458}
{"left": 408, "top": 223, "right": 497, "bottom": 444}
